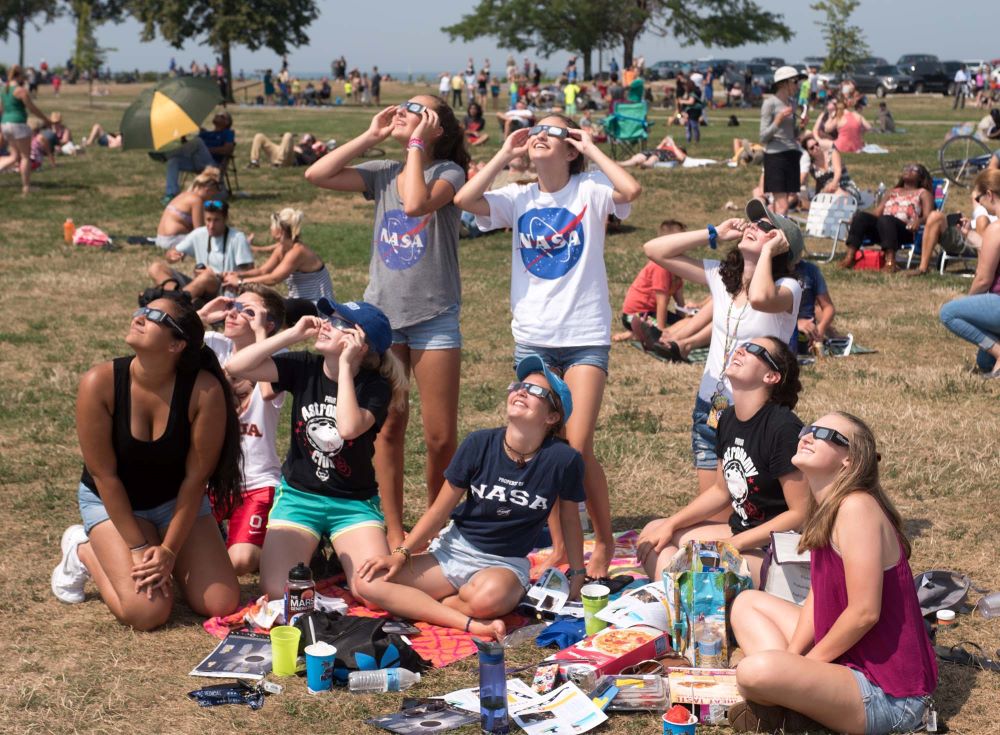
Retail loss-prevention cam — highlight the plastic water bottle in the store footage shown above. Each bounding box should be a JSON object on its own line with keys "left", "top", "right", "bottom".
{"left": 347, "top": 668, "right": 421, "bottom": 693}
{"left": 63, "top": 218, "right": 75, "bottom": 243}
{"left": 283, "top": 562, "right": 315, "bottom": 624}
{"left": 978, "top": 591, "right": 1000, "bottom": 619}
{"left": 476, "top": 639, "right": 510, "bottom": 734}
{"left": 875, "top": 181, "right": 886, "bottom": 204}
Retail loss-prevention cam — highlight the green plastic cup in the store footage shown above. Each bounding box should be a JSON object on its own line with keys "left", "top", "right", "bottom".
{"left": 270, "top": 625, "right": 302, "bottom": 677}
{"left": 580, "top": 583, "right": 610, "bottom": 636}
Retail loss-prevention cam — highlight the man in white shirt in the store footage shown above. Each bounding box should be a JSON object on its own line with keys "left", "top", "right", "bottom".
{"left": 953, "top": 67, "right": 969, "bottom": 110}
{"left": 496, "top": 100, "right": 535, "bottom": 138}
{"left": 147, "top": 199, "right": 254, "bottom": 300}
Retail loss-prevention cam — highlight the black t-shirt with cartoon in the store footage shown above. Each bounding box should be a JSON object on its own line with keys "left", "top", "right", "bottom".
{"left": 715, "top": 402, "right": 802, "bottom": 535}
{"left": 444, "top": 428, "right": 586, "bottom": 558}
{"left": 272, "top": 352, "right": 390, "bottom": 500}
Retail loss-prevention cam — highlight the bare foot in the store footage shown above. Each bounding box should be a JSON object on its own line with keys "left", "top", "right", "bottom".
{"left": 535, "top": 545, "right": 568, "bottom": 574}
{"left": 612, "top": 331, "right": 632, "bottom": 343}
{"left": 586, "top": 541, "right": 611, "bottom": 579}
{"left": 469, "top": 618, "right": 506, "bottom": 641}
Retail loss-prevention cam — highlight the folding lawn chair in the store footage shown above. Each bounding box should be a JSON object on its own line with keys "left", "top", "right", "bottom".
{"left": 805, "top": 193, "right": 859, "bottom": 262}
{"left": 603, "top": 101, "right": 650, "bottom": 161}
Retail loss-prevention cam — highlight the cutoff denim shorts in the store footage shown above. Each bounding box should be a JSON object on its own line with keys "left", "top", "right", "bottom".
{"left": 513, "top": 342, "right": 610, "bottom": 375}
{"left": 391, "top": 303, "right": 462, "bottom": 350}
{"left": 850, "top": 668, "right": 929, "bottom": 735}
{"left": 691, "top": 395, "right": 720, "bottom": 470}
{"left": 428, "top": 522, "right": 531, "bottom": 590}
{"left": 78, "top": 482, "right": 212, "bottom": 535}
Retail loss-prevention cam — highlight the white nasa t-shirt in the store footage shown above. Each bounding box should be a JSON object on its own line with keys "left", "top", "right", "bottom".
{"left": 476, "top": 171, "right": 631, "bottom": 347}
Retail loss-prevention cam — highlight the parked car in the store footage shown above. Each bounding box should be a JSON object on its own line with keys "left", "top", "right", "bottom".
{"left": 850, "top": 65, "right": 914, "bottom": 97}
{"left": 897, "top": 54, "right": 939, "bottom": 73}
{"left": 646, "top": 60, "right": 685, "bottom": 80}
{"left": 750, "top": 56, "right": 785, "bottom": 70}
{"left": 693, "top": 58, "right": 736, "bottom": 77}
{"left": 855, "top": 56, "right": 889, "bottom": 70}
{"left": 906, "top": 62, "right": 950, "bottom": 94}
{"left": 803, "top": 55, "right": 826, "bottom": 68}
{"left": 745, "top": 63, "right": 775, "bottom": 89}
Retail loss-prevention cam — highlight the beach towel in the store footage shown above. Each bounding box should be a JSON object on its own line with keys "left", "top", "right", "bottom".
{"left": 528, "top": 529, "right": 647, "bottom": 582}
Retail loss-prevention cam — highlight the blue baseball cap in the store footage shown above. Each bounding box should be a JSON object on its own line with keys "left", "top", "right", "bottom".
{"left": 316, "top": 298, "right": 393, "bottom": 356}
{"left": 515, "top": 354, "right": 573, "bottom": 422}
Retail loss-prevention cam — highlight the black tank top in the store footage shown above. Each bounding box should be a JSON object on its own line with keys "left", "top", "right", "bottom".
{"left": 80, "top": 356, "right": 197, "bottom": 510}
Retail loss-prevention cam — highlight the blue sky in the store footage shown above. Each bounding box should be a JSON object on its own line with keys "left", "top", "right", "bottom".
{"left": 3, "top": 1, "right": 995, "bottom": 76}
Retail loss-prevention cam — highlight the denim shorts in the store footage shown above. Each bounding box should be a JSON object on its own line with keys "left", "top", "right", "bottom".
{"left": 850, "top": 668, "right": 929, "bottom": 735}
{"left": 513, "top": 342, "right": 611, "bottom": 374}
{"left": 391, "top": 303, "right": 462, "bottom": 350}
{"left": 1, "top": 122, "right": 31, "bottom": 140}
{"left": 268, "top": 478, "right": 385, "bottom": 542}
{"left": 429, "top": 522, "right": 531, "bottom": 590}
{"left": 691, "top": 395, "right": 720, "bottom": 470}
{"left": 77, "top": 482, "right": 212, "bottom": 535}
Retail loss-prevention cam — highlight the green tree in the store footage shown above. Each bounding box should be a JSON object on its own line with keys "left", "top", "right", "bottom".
{"left": 0, "top": 0, "right": 60, "bottom": 67}
{"left": 129, "top": 0, "right": 320, "bottom": 102}
{"left": 811, "top": 0, "right": 869, "bottom": 73}
{"left": 71, "top": 0, "right": 113, "bottom": 102}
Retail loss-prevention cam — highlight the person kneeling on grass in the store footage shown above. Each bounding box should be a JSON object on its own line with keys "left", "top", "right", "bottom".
{"left": 358, "top": 355, "right": 586, "bottom": 641}
{"left": 727, "top": 412, "right": 936, "bottom": 734}
{"left": 198, "top": 285, "right": 287, "bottom": 574}
{"left": 224, "top": 298, "right": 407, "bottom": 605}
{"left": 51, "top": 295, "right": 242, "bottom": 629}
{"left": 147, "top": 199, "right": 254, "bottom": 302}
{"left": 637, "top": 337, "right": 809, "bottom": 585}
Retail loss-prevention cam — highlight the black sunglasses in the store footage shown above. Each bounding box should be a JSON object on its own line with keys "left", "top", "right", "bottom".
{"left": 133, "top": 307, "right": 188, "bottom": 340}
{"left": 527, "top": 124, "right": 570, "bottom": 139}
{"left": 204, "top": 199, "right": 228, "bottom": 213}
{"left": 508, "top": 381, "right": 557, "bottom": 408}
{"left": 974, "top": 192, "right": 987, "bottom": 204}
{"left": 741, "top": 341, "right": 781, "bottom": 373}
{"left": 798, "top": 424, "right": 851, "bottom": 448}
{"left": 399, "top": 101, "right": 426, "bottom": 115}
{"left": 752, "top": 218, "right": 778, "bottom": 233}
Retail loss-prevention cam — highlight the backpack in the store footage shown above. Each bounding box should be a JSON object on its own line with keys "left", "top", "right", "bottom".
{"left": 294, "top": 611, "right": 430, "bottom": 684}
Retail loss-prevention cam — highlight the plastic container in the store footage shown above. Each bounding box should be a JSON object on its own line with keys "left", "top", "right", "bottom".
{"left": 977, "top": 591, "right": 1000, "bottom": 619}
{"left": 476, "top": 639, "right": 510, "bottom": 734}
{"left": 269, "top": 625, "right": 302, "bottom": 677}
{"left": 662, "top": 711, "right": 698, "bottom": 735}
{"left": 63, "top": 218, "right": 75, "bottom": 243}
{"left": 347, "top": 667, "right": 421, "bottom": 693}
{"left": 284, "top": 562, "right": 315, "bottom": 624}
{"left": 936, "top": 609, "right": 956, "bottom": 626}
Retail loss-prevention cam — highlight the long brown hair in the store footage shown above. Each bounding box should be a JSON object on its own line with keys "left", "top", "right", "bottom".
{"left": 797, "top": 412, "right": 910, "bottom": 559}
{"left": 718, "top": 245, "right": 794, "bottom": 297}
{"left": 427, "top": 95, "right": 471, "bottom": 173}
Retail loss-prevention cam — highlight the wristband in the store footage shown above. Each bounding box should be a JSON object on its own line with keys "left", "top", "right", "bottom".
{"left": 129, "top": 543, "right": 149, "bottom": 552}
{"left": 392, "top": 546, "right": 412, "bottom": 561}
{"left": 407, "top": 137, "right": 425, "bottom": 151}
{"left": 566, "top": 568, "right": 587, "bottom": 578}
{"left": 707, "top": 224, "right": 718, "bottom": 250}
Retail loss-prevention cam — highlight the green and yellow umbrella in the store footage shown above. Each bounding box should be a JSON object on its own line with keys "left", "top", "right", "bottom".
{"left": 120, "top": 77, "right": 224, "bottom": 151}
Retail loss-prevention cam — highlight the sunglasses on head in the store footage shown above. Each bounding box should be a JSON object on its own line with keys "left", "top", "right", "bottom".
{"left": 133, "top": 307, "right": 188, "bottom": 340}
{"left": 508, "top": 381, "right": 557, "bottom": 408}
{"left": 399, "top": 101, "right": 426, "bottom": 115}
{"left": 798, "top": 424, "right": 851, "bottom": 448}
{"left": 204, "top": 199, "right": 228, "bottom": 213}
{"left": 741, "top": 341, "right": 781, "bottom": 373}
{"left": 527, "top": 124, "right": 570, "bottom": 139}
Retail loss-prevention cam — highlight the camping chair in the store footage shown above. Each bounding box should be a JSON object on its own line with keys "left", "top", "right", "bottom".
{"left": 219, "top": 145, "right": 241, "bottom": 196}
{"left": 938, "top": 227, "right": 979, "bottom": 274}
{"left": 603, "top": 101, "right": 650, "bottom": 160}
{"left": 898, "top": 178, "right": 949, "bottom": 269}
{"left": 805, "top": 194, "right": 860, "bottom": 262}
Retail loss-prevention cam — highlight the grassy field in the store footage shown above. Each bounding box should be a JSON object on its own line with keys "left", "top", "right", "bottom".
{"left": 2, "top": 80, "right": 998, "bottom": 734}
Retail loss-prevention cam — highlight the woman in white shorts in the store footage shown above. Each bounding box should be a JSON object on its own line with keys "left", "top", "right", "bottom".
{"left": 0, "top": 64, "right": 52, "bottom": 195}
{"left": 358, "top": 355, "right": 586, "bottom": 640}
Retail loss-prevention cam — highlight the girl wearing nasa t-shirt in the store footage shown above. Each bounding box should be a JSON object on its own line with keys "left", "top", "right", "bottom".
{"left": 306, "top": 96, "right": 469, "bottom": 555}
{"left": 357, "top": 355, "right": 585, "bottom": 640}
{"left": 454, "top": 114, "right": 641, "bottom": 578}
{"left": 637, "top": 337, "right": 808, "bottom": 585}
{"left": 197, "top": 284, "right": 287, "bottom": 575}
{"left": 225, "top": 298, "right": 407, "bottom": 604}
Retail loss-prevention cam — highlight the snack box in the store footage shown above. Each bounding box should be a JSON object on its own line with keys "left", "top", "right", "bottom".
{"left": 604, "top": 674, "right": 669, "bottom": 712}
{"left": 667, "top": 667, "right": 742, "bottom": 706}
{"left": 554, "top": 625, "right": 670, "bottom": 675}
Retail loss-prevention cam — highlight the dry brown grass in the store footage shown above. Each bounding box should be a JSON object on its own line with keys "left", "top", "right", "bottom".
{"left": 1, "top": 83, "right": 998, "bottom": 734}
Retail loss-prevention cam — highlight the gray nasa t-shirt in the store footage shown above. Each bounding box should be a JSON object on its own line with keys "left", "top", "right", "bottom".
{"left": 355, "top": 159, "right": 466, "bottom": 329}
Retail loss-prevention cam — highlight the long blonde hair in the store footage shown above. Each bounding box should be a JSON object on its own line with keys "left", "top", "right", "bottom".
{"left": 189, "top": 166, "right": 221, "bottom": 192}
{"left": 272, "top": 207, "right": 304, "bottom": 242}
{"left": 361, "top": 349, "right": 409, "bottom": 412}
{"left": 798, "top": 412, "right": 911, "bottom": 559}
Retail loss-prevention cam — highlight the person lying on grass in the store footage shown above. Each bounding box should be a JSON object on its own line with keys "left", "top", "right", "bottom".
{"left": 637, "top": 337, "right": 809, "bottom": 585}
{"left": 727, "top": 412, "right": 936, "bottom": 734}
{"left": 52, "top": 294, "right": 242, "bottom": 630}
{"left": 224, "top": 298, "right": 407, "bottom": 607}
{"left": 357, "top": 355, "right": 586, "bottom": 641}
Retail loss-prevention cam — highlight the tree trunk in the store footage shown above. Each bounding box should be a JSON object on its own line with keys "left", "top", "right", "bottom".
{"left": 622, "top": 32, "right": 636, "bottom": 69}
{"left": 580, "top": 47, "right": 592, "bottom": 81}
{"left": 221, "top": 40, "right": 234, "bottom": 104}
{"left": 17, "top": 16, "right": 25, "bottom": 68}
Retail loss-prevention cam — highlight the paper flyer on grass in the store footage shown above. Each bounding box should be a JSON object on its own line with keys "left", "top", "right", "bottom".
{"left": 189, "top": 631, "right": 271, "bottom": 680}
{"left": 442, "top": 677, "right": 540, "bottom": 713}
{"left": 595, "top": 581, "right": 670, "bottom": 631}
{"left": 511, "top": 681, "right": 608, "bottom": 735}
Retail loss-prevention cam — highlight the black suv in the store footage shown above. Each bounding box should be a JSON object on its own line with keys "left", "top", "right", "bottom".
{"left": 906, "top": 62, "right": 950, "bottom": 94}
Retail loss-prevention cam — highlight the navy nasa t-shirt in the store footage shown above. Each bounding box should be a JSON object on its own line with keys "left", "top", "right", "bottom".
{"left": 715, "top": 402, "right": 802, "bottom": 535}
{"left": 272, "top": 352, "right": 390, "bottom": 500}
{"left": 444, "top": 428, "right": 586, "bottom": 558}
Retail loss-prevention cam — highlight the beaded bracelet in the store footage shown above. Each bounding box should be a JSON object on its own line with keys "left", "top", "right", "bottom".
{"left": 407, "top": 137, "right": 425, "bottom": 151}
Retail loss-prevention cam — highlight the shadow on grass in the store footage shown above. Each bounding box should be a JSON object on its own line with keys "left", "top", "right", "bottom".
{"left": 905, "top": 517, "right": 933, "bottom": 541}
{"left": 2, "top": 179, "right": 94, "bottom": 192}
{"left": 935, "top": 661, "right": 979, "bottom": 727}
{"left": 230, "top": 190, "right": 285, "bottom": 201}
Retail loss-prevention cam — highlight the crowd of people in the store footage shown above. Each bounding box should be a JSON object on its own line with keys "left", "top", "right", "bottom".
{"left": 16, "top": 48, "right": 998, "bottom": 735}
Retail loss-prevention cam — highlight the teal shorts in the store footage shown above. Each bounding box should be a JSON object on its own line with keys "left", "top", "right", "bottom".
{"left": 268, "top": 478, "right": 385, "bottom": 542}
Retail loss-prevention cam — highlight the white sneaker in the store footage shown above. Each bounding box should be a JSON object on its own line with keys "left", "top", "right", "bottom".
{"left": 51, "top": 525, "right": 90, "bottom": 603}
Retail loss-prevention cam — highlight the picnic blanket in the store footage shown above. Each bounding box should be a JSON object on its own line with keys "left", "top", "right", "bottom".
{"left": 528, "top": 529, "right": 648, "bottom": 582}
{"left": 203, "top": 574, "right": 528, "bottom": 669}
{"left": 628, "top": 340, "right": 875, "bottom": 366}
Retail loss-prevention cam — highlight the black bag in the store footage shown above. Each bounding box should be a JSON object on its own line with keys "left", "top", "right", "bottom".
{"left": 294, "top": 611, "right": 430, "bottom": 684}
{"left": 138, "top": 280, "right": 190, "bottom": 308}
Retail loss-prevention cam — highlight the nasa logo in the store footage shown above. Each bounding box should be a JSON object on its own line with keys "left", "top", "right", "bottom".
{"left": 376, "top": 208, "right": 432, "bottom": 270}
{"left": 516, "top": 206, "right": 586, "bottom": 279}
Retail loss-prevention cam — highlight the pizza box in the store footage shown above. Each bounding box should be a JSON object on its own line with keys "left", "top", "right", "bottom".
{"left": 667, "top": 667, "right": 743, "bottom": 706}
{"left": 553, "top": 625, "right": 671, "bottom": 676}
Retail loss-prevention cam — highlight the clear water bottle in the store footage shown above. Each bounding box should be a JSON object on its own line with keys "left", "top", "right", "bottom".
{"left": 875, "top": 181, "right": 886, "bottom": 204}
{"left": 347, "top": 668, "right": 421, "bottom": 693}
{"left": 978, "top": 591, "right": 1000, "bottom": 619}
{"left": 475, "top": 639, "right": 510, "bottom": 734}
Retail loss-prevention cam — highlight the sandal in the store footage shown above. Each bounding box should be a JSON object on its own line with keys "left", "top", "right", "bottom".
{"left": 935, "top": 641, "right": 1000, "bottom": 672}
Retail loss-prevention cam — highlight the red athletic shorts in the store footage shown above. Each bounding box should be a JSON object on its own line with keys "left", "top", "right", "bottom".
{"left": 214, "top": 486, "right": 275, "bottom": 548}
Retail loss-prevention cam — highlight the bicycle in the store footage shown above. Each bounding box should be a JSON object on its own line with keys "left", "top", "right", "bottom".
{"left": 938, "top": 134, "right": 993, "bottom": 188}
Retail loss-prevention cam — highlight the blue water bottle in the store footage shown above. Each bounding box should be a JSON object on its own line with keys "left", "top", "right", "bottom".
{"left": 475, "top": 639, "right": 509, "bottom": 734}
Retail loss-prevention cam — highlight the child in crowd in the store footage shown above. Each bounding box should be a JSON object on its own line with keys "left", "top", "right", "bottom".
{"left": 728, "top": 412, "right": 936, "bottom": 734}
{"left": 794, "top": 259, "right": 840, "bottom": 354}
{"left": 454, "top": 115, "right": 642, "bottom": 577}
{"left": 198, "top": 285, "right": 287, "bottom": 574}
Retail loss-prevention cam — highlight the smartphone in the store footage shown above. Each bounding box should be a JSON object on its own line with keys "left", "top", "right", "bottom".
{"left": 946, "top": 213, "right": 961, "bottom": 228}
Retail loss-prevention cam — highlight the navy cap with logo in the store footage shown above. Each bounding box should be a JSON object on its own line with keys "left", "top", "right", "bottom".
{"left": 316, "top": 298, "right": 393, "bottom": 356}
{"left": 515, "top": 354, "right": 573, "bottom": 422}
